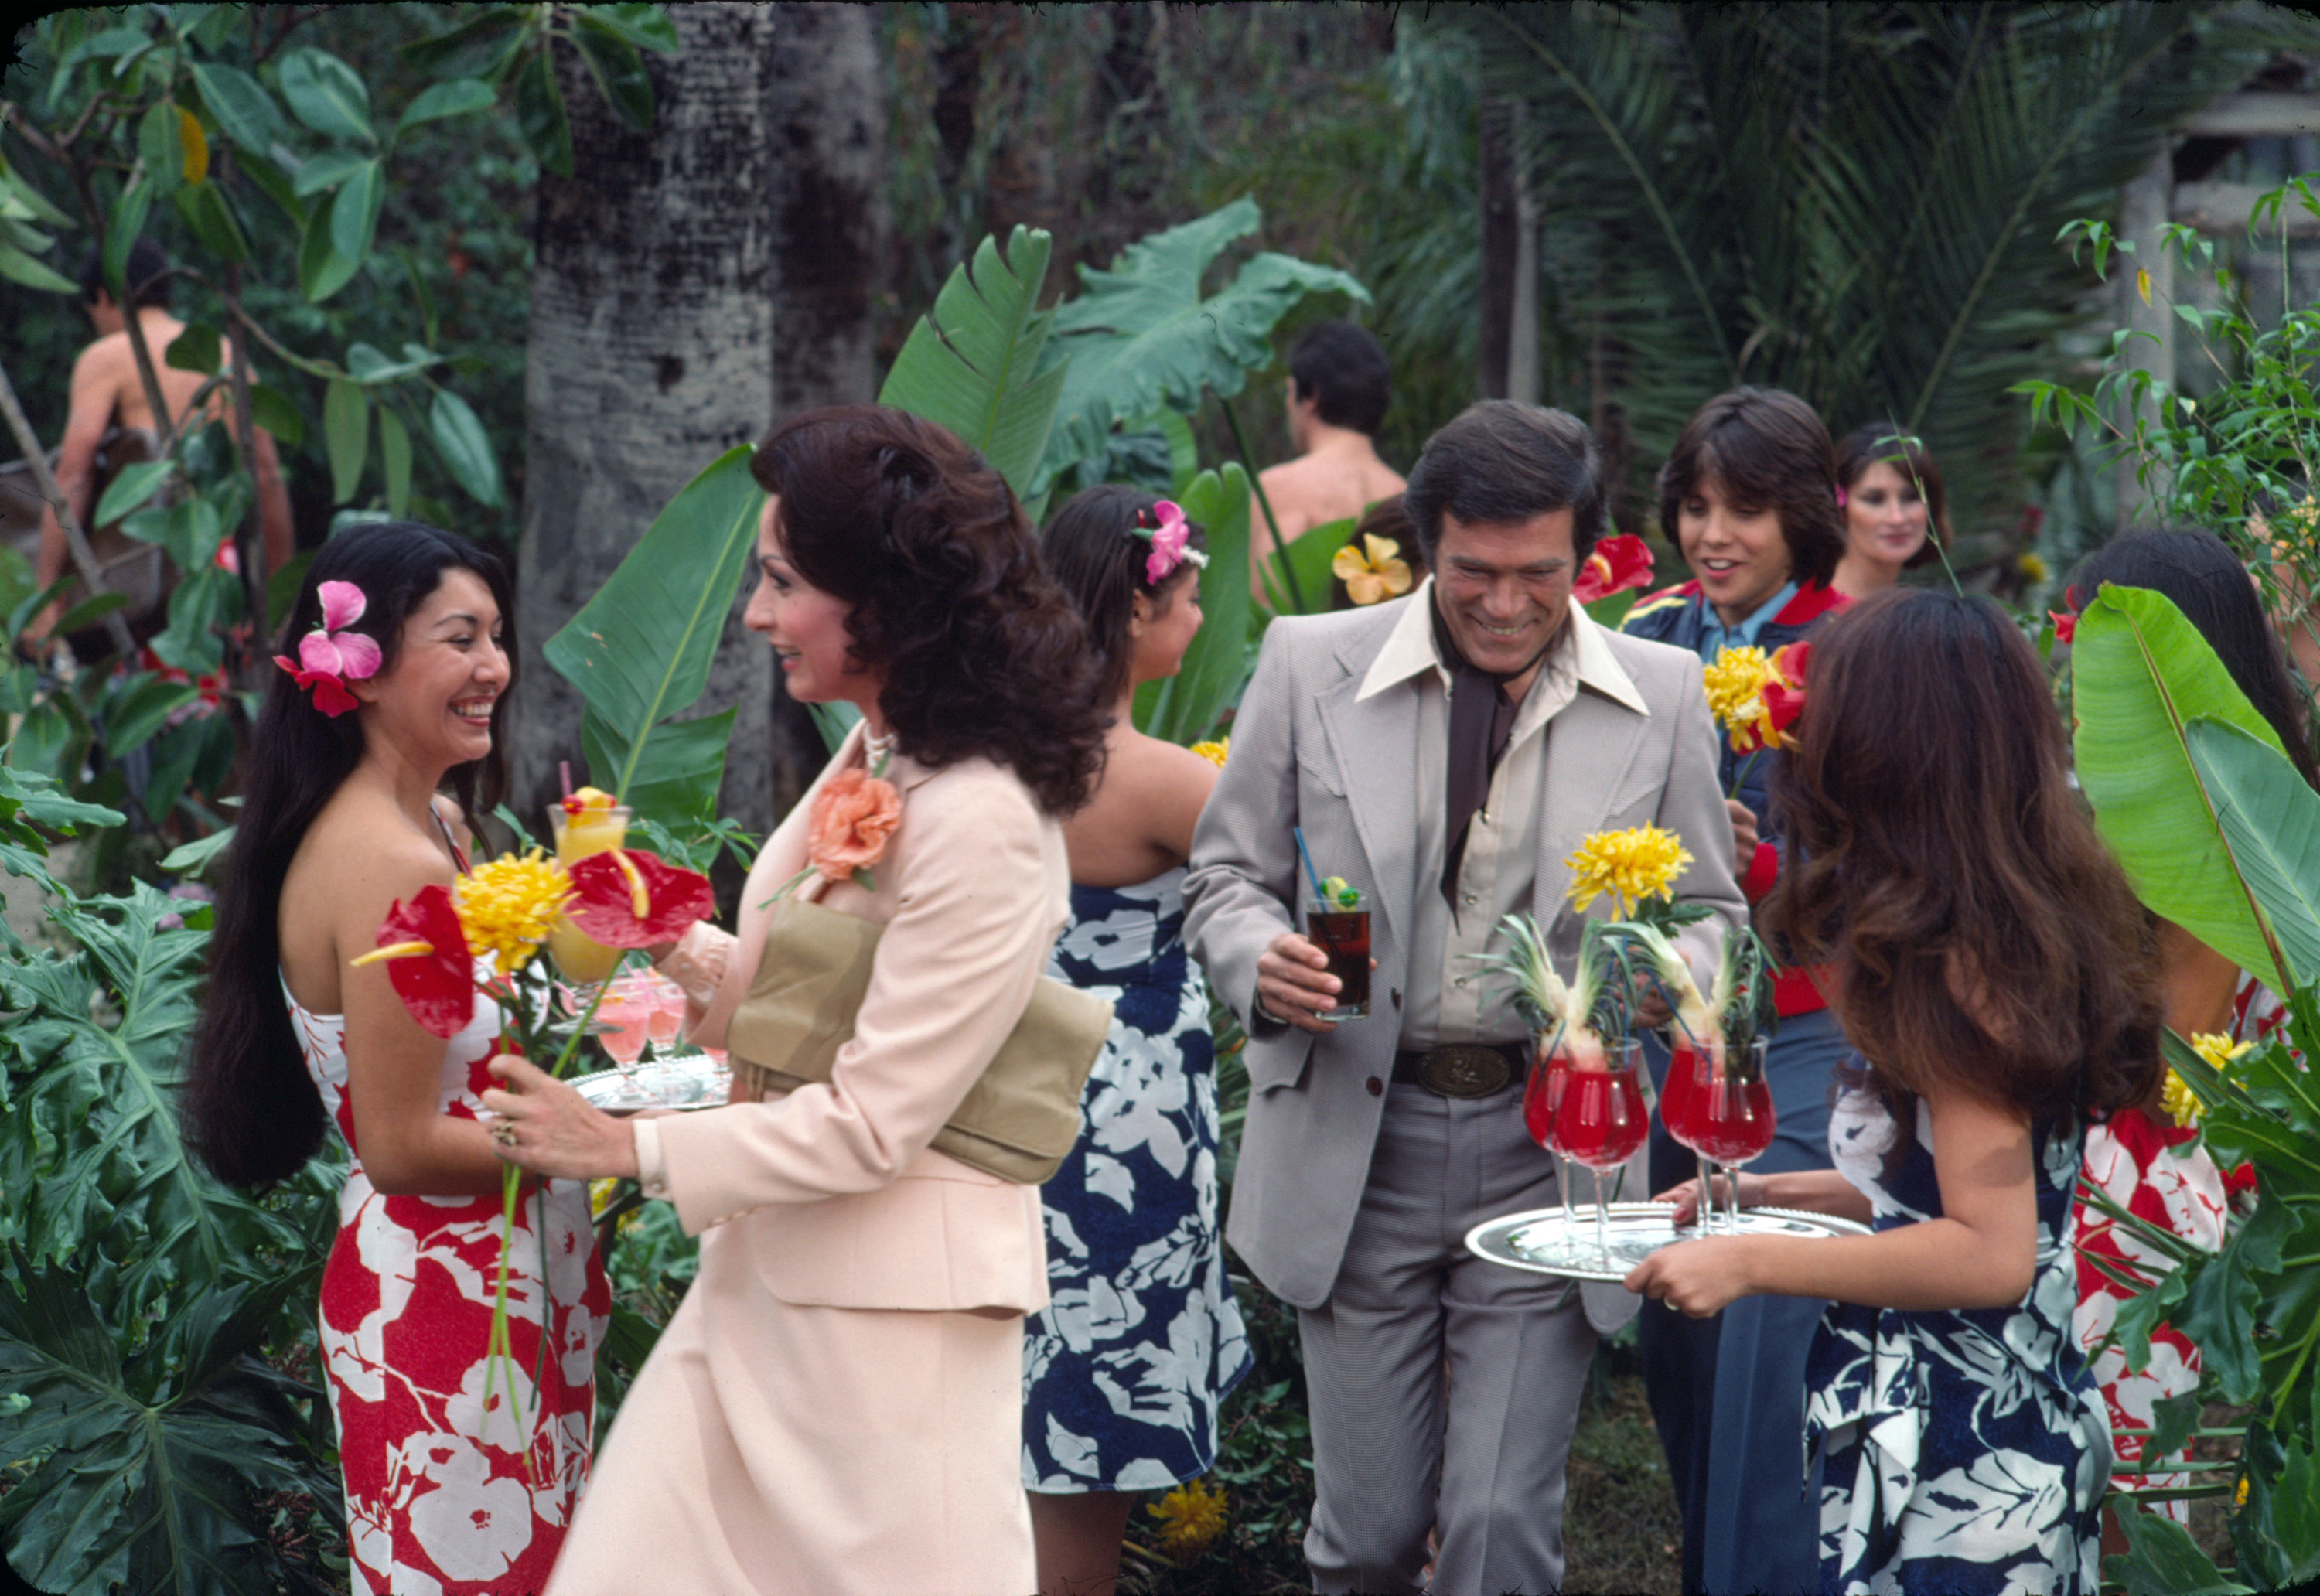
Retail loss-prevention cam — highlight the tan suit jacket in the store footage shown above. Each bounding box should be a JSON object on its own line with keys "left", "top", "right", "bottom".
{"left": 639, "top": 724, "right": 1068, "bottom": 1314}
{"left": 1183, "top": 594, "right": 1745, "bottom": 1322}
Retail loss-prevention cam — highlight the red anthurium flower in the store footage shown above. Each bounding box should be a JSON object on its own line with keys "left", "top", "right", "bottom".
{"left": 565, "top": 849, "right": 715, "bottom": 948}
{"left": 1762, "top": 640, "right": 1811, "bottom": 743}
{"left": 350, "top": 884, "right": 475, "bottom": 1038}
{"left": 1572, "top": 534, "right": 1655, "bottom": 604}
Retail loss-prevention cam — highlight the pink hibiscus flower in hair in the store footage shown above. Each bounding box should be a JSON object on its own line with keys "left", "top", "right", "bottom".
{"left": 275, "top": 580, "right": 384, "bottom": 717}
{"left": 1145, "top": 500, "right": 1209, "bottom": 585}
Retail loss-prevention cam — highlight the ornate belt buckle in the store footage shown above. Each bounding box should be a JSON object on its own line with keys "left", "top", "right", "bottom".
{"left": 1419, "top": 1044, "right": 1510, "bottom": 1099}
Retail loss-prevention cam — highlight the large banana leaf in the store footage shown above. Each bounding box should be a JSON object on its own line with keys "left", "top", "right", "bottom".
{"left": 1037, "top": 197, "right": 1370, "bottom": 496}
{"left": 2184, "top": 717, "right": 2320, "bottom": 990}
{"left": 541, "top": 446, "right": 763, "bottom": 828}
{"left": 1133, "top": 463, "right": 1255, "bottom": 745}
{"left": 875, "top": 225, "right": 1066, "bottom": 500}
{"left": 2070, "top": 582, "right": 2291, "bottom": 991}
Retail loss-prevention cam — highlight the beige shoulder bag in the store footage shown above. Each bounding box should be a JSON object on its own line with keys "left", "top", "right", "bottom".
{"left": 723, "top": 895, "right": 1113, "bottom": 1184}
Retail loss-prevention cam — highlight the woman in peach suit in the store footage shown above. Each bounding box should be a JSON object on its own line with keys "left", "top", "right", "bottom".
{"left": 484, "top": 406, "right": 1110, "bottom": 1594}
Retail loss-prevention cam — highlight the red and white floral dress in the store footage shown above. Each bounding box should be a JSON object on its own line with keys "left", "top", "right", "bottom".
{"left": 288, "top": 967, "right": 609, "bottom": 1593}
{"left": 2071, "top": 981, "right": 2272, "bottom": 1519}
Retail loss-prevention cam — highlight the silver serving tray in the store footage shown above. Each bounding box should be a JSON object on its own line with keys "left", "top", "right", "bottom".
{"left": 569, "top": 1052, "right": 731, "bottom": 1114}
{"left": 1465, "top": 1202, "right": 1871, "bottom": 1283}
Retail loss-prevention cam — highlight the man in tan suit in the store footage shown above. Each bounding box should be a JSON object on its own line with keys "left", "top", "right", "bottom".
{"left": 1186, "top": 401, "right": 1743, "bottom": 1594}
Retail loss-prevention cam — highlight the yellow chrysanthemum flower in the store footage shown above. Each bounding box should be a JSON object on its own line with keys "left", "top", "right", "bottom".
{"left": 1565, "top": 825, "right": 1693, "bottom": 917}
{"left": 1148, "top": 1476, "right": 1228, "bottom": 1564}
{"left": 1701, "top": 646, "right": 1781, "bottom": 753}
{"left": 2164, "top": 1032, "right": 2254, "bottom": 1128}
{"left": 1191, "top": 738, "right": 1230, "bottom": 768}
{"left": 453, "top": 848, "right": 574, "bottom": 976}
{"left": 2236, "top": 1475, "right": 2250, "bottom": 1508}
{"left": 1333, "top": 533, "right": 1414, "bottom": 606}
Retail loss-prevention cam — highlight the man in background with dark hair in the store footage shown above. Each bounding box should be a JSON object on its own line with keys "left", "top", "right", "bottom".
{"left": 1189, "top": 400, "right": 1742, "bottom": 1595}
{"left": 27, "top": 237, "right": 292, "bottom": 649}
{"left": 1250, "top": 319, "right": 1406, "bottom": 602}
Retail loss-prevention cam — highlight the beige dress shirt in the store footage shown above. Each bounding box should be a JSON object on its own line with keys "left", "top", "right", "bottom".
{"left": 1360, "top": 581, "right": 1651, "bottom": 1049}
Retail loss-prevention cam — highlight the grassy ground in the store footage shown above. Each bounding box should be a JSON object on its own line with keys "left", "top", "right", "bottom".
{"left": 1116, "top": 1291, "right": 1684, "bottom": 1596}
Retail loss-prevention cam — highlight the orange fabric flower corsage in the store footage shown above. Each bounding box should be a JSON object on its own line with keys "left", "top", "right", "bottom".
{"left": 807, "top": 767, "right": 902, "bottom": 888}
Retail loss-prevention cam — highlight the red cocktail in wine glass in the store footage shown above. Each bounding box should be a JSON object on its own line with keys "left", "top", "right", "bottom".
{"left": 1660, "top": 1035, "right": 1725, "bottom": 1232}
{"left": 1692, "top": 1035, "right": 1774, "bottom": 1229}
{"left": 1554, "top": 1038, "right": 1649, "bottom": 1257}
{"left": 1523, "top": 1038, "right": 1581, "bottom": 1236}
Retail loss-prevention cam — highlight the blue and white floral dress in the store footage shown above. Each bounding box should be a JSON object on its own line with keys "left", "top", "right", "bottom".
{"left": 1022, "top": 867, "right": 1253, "bottom": 1493}
{"left": 1804, "top": 1081, "right": 2110, "bottom": 1595}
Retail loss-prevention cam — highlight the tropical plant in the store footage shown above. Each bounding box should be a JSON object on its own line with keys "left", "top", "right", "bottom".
{"left": 2014, "top": 176, "right": 2320, "bottom": 691}
{"left": 1437, "top": 2, "right": 2316, "bottom": 556}
{"left": 2068, "top": 585, "right": 2320, "bottom": 1593}
{"left": 541, "top": 446, "right": 764, "bottom": 833}
{"left": 0, "top": 786, "right": 346, "bottom": 1594}
{"left": 0, "top": 6, "right": 668, "bottom": 879}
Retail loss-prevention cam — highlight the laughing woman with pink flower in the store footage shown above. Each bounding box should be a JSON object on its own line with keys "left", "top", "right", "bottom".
{"left": 481, "top": 406, "right": 1111, "bottom": 1596}
{"left": 189, "top": 521, "right": 610, "bottom": 1594}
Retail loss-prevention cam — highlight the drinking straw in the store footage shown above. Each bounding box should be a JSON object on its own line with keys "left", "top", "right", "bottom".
{"left": 1292, "top": 826, "right": 1328, "bottom": 902}
{"left": 558, "top": 760, "right": 572, "bottom": 800}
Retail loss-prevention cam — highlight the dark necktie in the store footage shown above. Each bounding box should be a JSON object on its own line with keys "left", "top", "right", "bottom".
{"left": 1433, "top": 600, "right": 1526, "bottom": 914}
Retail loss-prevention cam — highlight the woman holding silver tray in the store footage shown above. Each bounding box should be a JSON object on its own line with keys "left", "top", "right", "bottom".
{"left": 478, "top": 406, "right": 1113, "bottom": 1596}
{"left": 1625, "top": 590, "right": 2163, "bottom": 1596}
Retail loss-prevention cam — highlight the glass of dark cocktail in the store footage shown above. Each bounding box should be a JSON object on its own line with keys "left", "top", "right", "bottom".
{"left": 1305, "top": 900, "right": 1370, "bottom": 1021}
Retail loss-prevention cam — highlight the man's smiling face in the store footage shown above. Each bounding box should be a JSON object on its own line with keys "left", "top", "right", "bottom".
{"left": 1431, "top": 509, "right": 1577, "bottom": 685}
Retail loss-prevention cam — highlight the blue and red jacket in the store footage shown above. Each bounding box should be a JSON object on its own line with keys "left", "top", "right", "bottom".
{"left": 1622, "top": 578, "right": 1848, "bottom": 1015}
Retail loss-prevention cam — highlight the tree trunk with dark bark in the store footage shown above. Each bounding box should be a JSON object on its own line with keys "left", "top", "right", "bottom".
{"left": 766, "top": 2, "right": 885, "bottom": 810}
{"left": 510, "top": 2, "right": 886, "bottom": 837}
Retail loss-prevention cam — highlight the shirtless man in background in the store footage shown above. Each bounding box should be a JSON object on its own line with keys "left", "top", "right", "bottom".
{"left": 1248, "top": 320, "right": 1405, "bottom": 604}
{"left": 29, "top": 237, "right": 293, "bottom": 647}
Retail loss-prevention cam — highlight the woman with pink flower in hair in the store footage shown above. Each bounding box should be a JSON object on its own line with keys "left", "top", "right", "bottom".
{"left": 189, "top": 521, "right": 610, "bottom": 1593}
{"left": 1025, "top": 486, "right": 1253, "bottom": 1596}
{"left": 480, "top": 406, "right": 1111, "bottom": 1595}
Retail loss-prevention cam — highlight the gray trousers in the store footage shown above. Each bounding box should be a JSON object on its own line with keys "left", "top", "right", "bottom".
{"left": 1300, "top": 1083, "right": 1598, "bottom": 1596}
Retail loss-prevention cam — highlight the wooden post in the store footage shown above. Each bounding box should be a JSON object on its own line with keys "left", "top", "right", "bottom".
{"left": 2115, "top": 145, "right": 2175, "bottom": 527}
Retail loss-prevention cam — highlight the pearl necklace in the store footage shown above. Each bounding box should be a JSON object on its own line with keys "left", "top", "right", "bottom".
{"left": 863, "top": 727, "right": 897, "bottom": 768}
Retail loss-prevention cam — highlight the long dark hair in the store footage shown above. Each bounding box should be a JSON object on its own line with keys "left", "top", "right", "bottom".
{"left": 1658, "top": 387, "right": 1845, "bottom": 589}
{"left": 1039, "top": 485, "right": 1206, "bottom": 704}
{"left": 2069, "top": 528, "right": 2320, "bottom": 789}
{"left": 1836, "top": 421, "right": 1953, "bottom": 565}
{"left": 1763, "top": 589, "right": 2162, "bottom": 1128}
{"left": 752, "top": 405, "right": 1108, "bottom": 815}
{"left": 188, "top": 522, "right": 514, "bottom": 1188}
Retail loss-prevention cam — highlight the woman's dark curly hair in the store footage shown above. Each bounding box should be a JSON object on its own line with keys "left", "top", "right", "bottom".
{"left": 1762, "top": 588, "right": 2162, "bottom": 1130}
{"left": 752, "top": 405, "right": 1108, "bottom": 815}
{"left": 1039, "top": 484, "right": 1206, "bottom": 704}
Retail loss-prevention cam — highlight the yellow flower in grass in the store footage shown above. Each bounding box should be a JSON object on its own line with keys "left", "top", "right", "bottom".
{"left": 453, "top": 849, "right": 574, "bottom": 976}
{"left": 2236, "top": 1475, "right": 2250, "bottom": 1508}
{"left": 2018, "top": 551, "right": 2049, "bottom": 583}
{"left": 1565, "top": 825, "right": 1693, "bottom": 918}
{"left": 1148, "top": 1476, "right": 1228, "bottom": 1564}
{"left": 1191, "top": 738, "right": 1230, "bottom": 768}
{"left": 1702, "top": 646, "right": 1786, "bottom": 753}
{"left": 2163, "top": 1032, "right": 2255, "bottom": 1128}
{"left": 1333, "top": 534, "right": 1414, "bottom": 605}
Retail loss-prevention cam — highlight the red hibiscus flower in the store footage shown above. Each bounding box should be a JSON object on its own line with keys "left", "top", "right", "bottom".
{"left": 1573, "top": 534, "right": 1655, "bottom": 604}
{"left": 1761, "top": 641, "right": 1811, "bottom": 745}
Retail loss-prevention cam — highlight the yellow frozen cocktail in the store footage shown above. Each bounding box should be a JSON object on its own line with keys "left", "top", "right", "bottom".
{"left": 548, "top": 787, "right": 629, "bottom": 984}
